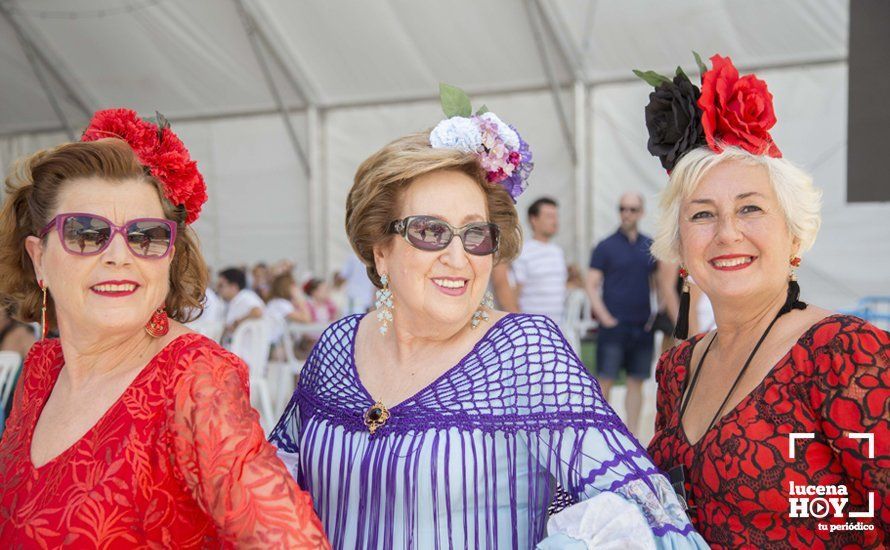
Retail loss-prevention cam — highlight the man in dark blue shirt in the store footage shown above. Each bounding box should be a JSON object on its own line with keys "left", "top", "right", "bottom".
{"left": 585, "top": 192, "right": 659, "bottom": 436}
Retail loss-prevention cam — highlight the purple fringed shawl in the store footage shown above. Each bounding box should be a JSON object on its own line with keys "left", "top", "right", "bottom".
{"left": 270, "top": 314, "right": 696, "bottom": 549}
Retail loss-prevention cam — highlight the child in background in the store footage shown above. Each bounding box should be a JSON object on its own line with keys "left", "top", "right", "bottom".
{"left": 303, "top": 278, "right": 338, "bottom": 329}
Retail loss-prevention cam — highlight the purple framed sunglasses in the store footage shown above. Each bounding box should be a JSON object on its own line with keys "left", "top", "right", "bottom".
{"left": 39, "top": 212, "right": 177, "bottom": 259}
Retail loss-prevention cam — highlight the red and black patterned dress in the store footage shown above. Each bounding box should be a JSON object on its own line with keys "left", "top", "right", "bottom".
{"left": 0, "top": 334, "right": 329, "bottom": 548}
{"left": 648, "top": 314, "right": 889, "bottom": 549}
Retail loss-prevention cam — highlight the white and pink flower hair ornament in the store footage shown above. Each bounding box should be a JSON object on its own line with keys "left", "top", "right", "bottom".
{"left": 429, "top": 84, "right": 533, "bottom": 202}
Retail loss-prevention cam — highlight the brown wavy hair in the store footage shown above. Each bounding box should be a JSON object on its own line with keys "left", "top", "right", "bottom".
{"left": 0, "top": 138, "right": 208, "bottom": 329}
{"left": 346, "top": 131, "right": 522, "bottom": 288}
{"left": 269, "top": 272, "right": 296, "bottom": 301}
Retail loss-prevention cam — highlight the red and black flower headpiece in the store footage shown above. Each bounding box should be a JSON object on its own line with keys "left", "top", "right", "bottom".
{"left": 81, "top": 109, "right": 207, "bottom": 224}
{"left": 636, "top": 53, "right": 781, "bottom": 171}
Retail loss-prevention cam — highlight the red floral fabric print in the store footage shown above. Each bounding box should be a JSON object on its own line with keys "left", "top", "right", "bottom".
{"left": 0, "top": 333, "right": 329, "bottom": 549}
{"left": 649, "top": 315, "right": 888, "bottom": 549}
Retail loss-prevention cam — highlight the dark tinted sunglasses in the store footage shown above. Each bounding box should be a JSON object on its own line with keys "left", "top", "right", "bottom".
{"left": 40, "top": 212, "right": 177, "bottom": 259}
{"left": 390, "top": 215, "right": 499, "bottom": 256}
{"left": 619, "top": 206, "right": 641, "bottom": 213}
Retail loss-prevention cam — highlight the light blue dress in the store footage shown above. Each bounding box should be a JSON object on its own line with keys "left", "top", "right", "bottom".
{"left": 272, "top": 313, "right": 707, "bottom": 549}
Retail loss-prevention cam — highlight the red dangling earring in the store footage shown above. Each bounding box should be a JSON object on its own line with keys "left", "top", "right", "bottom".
{"left": 145, "top": 305, "right": 169, "bottom": 337}
{"left": 38, "top": 280, "right": 48, "bottom": 340}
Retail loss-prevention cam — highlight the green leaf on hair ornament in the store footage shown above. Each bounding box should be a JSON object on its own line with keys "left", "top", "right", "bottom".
{"left": 475, "top": 104, "right": 489, "bottom": 116}
{"left": 632, "top": 69, "right": 671, "bottom": 88}
{"left": 439, "top": 83, "right": 472, "bottom": 118}
{"left": 692, "top": 51, "right": 709, "bottom": 77}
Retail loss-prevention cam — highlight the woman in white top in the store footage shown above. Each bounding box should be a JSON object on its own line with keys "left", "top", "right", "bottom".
{"left": 266, "top": 272, "right": 311, "bottom": 350}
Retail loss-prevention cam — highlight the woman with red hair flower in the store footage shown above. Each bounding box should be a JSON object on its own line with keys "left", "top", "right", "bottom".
{"left": 0, "top": 109, "right": 328, "bottom": 548}
{"left": 639, "top": 54, "right": 888, "bottom": 548}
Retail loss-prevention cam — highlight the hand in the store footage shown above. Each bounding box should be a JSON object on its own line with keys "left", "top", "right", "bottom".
{"left": 600, "top": 317, "right": 619, "bottom": 329}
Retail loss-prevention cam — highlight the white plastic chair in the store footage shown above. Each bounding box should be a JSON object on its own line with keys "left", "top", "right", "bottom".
{"left": 0, "top": 351, "right": 22, "bottom": 412}
{"left": 229, "top": 319, "right": 275, "bottom": 433}
{"left": 267, "top": 321, "right": 305, "bottom": 416}
{"left": 563, "top": 289, "right": 597, "bottom": 352}
{"left": 188, "top": 317, "right": 225, "bottom": 344}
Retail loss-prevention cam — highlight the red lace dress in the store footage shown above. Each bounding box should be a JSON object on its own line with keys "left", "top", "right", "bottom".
{"left": 648, "top": 314, "right": 889, "bottom": 549}
{"left": 0, "top": 333, "right": 329, "bottom": 549}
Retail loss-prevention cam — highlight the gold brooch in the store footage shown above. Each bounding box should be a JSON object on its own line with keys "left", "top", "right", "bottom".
{"left": 363, "top": 401, "right": 390, "bottom": 435}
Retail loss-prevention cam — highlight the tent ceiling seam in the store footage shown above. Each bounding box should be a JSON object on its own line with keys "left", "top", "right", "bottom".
{"left": 234, "top": 0, "right": 310, "bottom": 176}
{"left": 0, "top": 1, "right": 94, "bottom": 121}
{"left": 524, "top": 0, "right": 577, "bottom": 163}
{"left": 0, "top": 56, "right": 847, "bottom": 137}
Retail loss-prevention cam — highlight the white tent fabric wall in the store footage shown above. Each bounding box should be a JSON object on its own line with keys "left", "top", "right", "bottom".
{"left": 174, "top": 113, "right": 311, "bottom": 271}
{"left": 0, "top": 0, "right": 885, "bottom": 312}
{"left": 0, "top": 115, "right": 312, "bottom": 271}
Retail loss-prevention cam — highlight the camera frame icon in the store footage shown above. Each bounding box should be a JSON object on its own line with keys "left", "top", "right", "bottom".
{"left": 787, "top": 432, "right": 875, "bottom": 519}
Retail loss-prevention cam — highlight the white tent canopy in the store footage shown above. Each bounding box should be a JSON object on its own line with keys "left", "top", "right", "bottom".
{"left": 1, "top": 0, "right": 885, "bottom": 310}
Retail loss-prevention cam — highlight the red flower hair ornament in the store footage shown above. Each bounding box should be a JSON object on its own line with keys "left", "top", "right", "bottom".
{"left": 635, "top": 53, "right": 781, "bottom": 172}
{"left": 81, "top": 109, "right": 207, "bottom": 224}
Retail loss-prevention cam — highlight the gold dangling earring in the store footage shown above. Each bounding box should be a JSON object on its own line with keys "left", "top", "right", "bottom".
{"left": 471, "top": 291, "right": 494, "bottom": 329}
{"left": 375, "top": 274, "right": 393, "bottom": 335}
{"left": 39, "top": 280, "right": 48, "bottom": 340}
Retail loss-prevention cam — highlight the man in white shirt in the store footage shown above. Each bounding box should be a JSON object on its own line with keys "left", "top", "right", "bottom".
{"left": 493, "top": 197, "right": 567, "bottom": 325}
{"left": 217, "top": 267, "right": 265, "bottom": 340}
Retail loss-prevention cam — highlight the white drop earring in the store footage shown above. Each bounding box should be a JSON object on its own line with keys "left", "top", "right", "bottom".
{"left": 375, "top": 274, "right": 394, "bottom": 335}
{"left": 471, "top": 291, "right": 494, "bottom": 329}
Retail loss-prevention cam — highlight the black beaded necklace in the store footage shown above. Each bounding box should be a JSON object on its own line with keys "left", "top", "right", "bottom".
{"left": 679, "top": 311, "right": 780, "bottom": 439}
{"left": 667, "top": 281, "right": 807, "bottom": 512}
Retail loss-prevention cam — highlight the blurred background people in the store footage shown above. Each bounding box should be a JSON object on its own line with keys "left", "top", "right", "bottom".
{"left": 337, "top": 253, "right": 375, "bottom": 314}
{"left": 0, "top": 305, "right": 36, "bottom": 360}
{"left": 0, "top": 305, "right": 36, "bottom": 432}
{"left": 303, "top": 278, "right": 338, "bottom": 325}
{"left": 250, "top": 262, "right": 271, "bottom": 302}
{"left": 266, "top": 272, "right": 311, "bottom": 343}
{"left": 216, "top": 267, "right": 265, "bottom": 341}
{"left": 492, "top": 197, "right": 569, "bottom": 326}
{"left": 586, "top": 191, "right": 661, "bottom": 436}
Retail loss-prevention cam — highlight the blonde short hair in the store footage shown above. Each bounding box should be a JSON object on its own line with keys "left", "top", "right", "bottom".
{"left": 651, "top": 146, "right": 822, "bottom": 264}
{"left": 346, "top": 132, "right": 522, "bottom": 288}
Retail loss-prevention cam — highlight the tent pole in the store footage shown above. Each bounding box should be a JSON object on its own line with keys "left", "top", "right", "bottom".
{"left": 0, "top": 3, "right": 93, "bottom": 123}
{"left": 234, "top": 0, "right": 310, "bottom": 177}
{"left": 573, "top": 81, "right": 588, "bottom": 267}
{"left": 534, "top": 0, "right": 587, "bottom": 81}
{"left": 523, "top": 0, "right": 576, "bottom": 164}
{"left": 2, "top": 4, "right": 73, "bottom": 139}
{"left": 9, "top": 27, "right": 74, "bottom": 140}
{"left": 240, "top": 1, "right": 319, "bottom": 106}
{"left": 307, "top": 106, "right": 322, "bottom": 274}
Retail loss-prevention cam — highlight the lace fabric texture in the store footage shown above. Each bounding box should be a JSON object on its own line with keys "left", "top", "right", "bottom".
{"left": 0, "top": 334, "right": 328, "bottom": 549}
{"left": 648, "top": 315, "right": 889, "bottom": 549}
{"left": 271, "top": 313, "right": 704, "bottom": 549}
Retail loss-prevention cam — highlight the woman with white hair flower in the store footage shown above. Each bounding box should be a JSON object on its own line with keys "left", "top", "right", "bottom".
{"left": 272, "top": 85, "right": 707, "bottom": 549}
{"left": 641, "top": 54, "right": 889, "bottom": 548}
